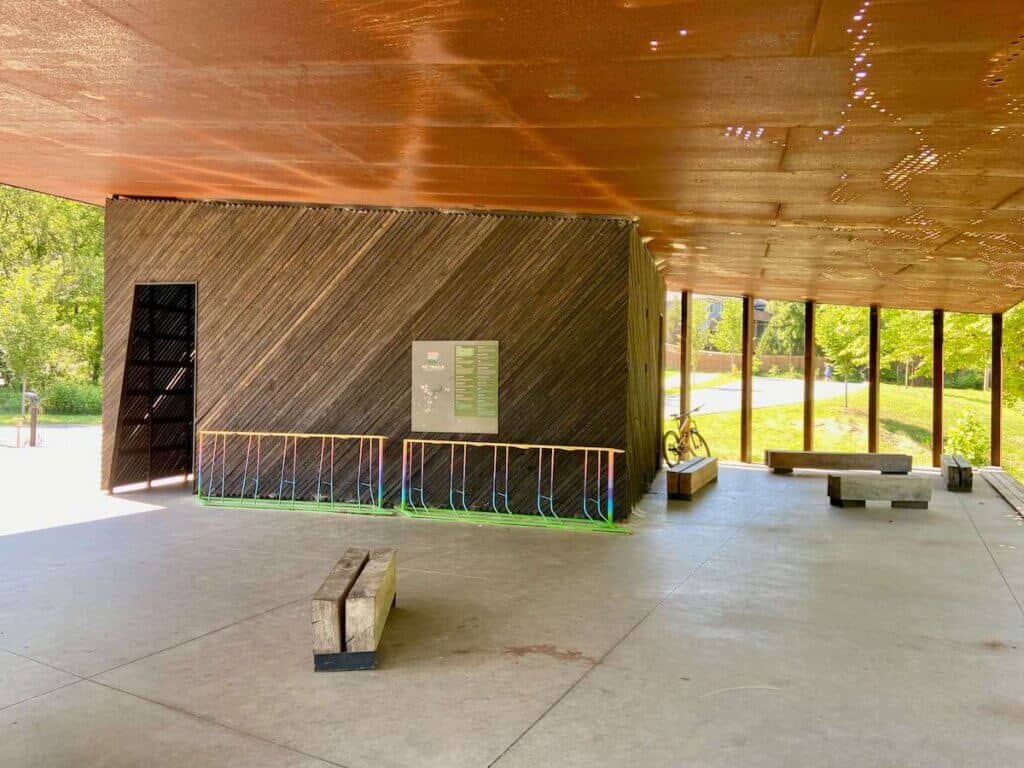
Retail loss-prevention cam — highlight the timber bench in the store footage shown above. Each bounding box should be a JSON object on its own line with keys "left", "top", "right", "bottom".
{"left": 312, "top": 547, "right": 397, "bottom": 671}
{"left": 941, "top": 454, "right": 973, "bottom": 492}
{"left": 766, "top": 450, "right": 911, "bottom": 475}
{"left": 827, "top": 474, "right": 931, "bottom": 509}
{"left": 666, "top": 457, "right": 718, "bottom": 500}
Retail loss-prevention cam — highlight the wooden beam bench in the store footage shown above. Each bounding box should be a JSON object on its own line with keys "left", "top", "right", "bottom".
{"left": 984, "top": 469, "right": 1024, "bottom": 519}
{"left": 766, "top": 450, "right": 911, "bottom": 475}
{"left": 827, "top": 474, "right": 931, "bottom": 509}
{"left": 312, "top": 547, "right": 397, "bottom": 671}
{"left": 941, "top": 454, "right": 973, "bottom": 492}
{"left": 666, "top": 457, "right": 718, "bottom": 500}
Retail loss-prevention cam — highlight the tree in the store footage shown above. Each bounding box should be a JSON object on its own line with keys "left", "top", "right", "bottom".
{"left": 757, "top": 300, "right": 804, "bottom": 357}
{"left": 0, "top": 263, "right": 64, "bottom": 390}
{"left": 945, "top": 312, "right": 991, "bottom": 389}
{"left": 881, "top": 309, "right": 931, "bottom": 386}
{"left": 0, "top": 185, "right": 103, "bottom": 387}
{"left": 815, "top": 305, "right": 869, "bottom": 406}
{"left": 690, "top": 296, "right": 712, "bottom": 361}
{"left": 710, "top": 299, "right": 742, "bottom": 354}
{"left": 1004, "top": 302, "right": 1023, "bottom": 407}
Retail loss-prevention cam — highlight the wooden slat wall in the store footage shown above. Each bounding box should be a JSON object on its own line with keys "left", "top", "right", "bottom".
{"left": 626, "top": 228, "right": 664, "bottom": 507}
{"left": 104, "top": 198, "right": 654, "bottom": 515}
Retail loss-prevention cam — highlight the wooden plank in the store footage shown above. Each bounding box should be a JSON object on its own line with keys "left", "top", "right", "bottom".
{"left": 992, "top": 313, "right": 1003, "bottom": 467}
{"left": 740, "top": 295, "right": 754, "bottom": 463}
{"left": 827, "top": 474, "right": 931, "bottom": 508}
{"left": 667, "top": 457, "right": 717, "bottom": 500}
{"left": 311, "top": 548, "right": 369, "bottom": 655}
{"left": 868, "top": 305, "right": 880, "bottom": 453}
{"left": 766, "top": 450, "right": 911, "bottom": 474}
{"left": 803, "top": 301, "right": 814, "bottom": 452}
{"left": 983, "top": 470, "right": 1024, "bottom": 519}
{"left": 345, "top": 548, "right": 397, "bottom": 653}
{"left": 933, "top": 309, "right": 944, "bottom": 468}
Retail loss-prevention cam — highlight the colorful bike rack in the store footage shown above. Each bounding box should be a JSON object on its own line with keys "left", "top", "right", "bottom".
{"left": 196, "top": 430, "right": 628, "bottom": 533}
{"left": 196, "top": 430, "right": 390, "bottom": 515}
{"left": 400, "top": 438, "right": 628, "bottom": 533}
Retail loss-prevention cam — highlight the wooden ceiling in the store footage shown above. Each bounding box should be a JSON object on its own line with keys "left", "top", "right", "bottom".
{"left": 1, "top": 0, "right": 1023, "bottom": 312}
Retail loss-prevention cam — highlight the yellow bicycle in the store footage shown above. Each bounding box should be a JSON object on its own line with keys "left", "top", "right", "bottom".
{"left": 662, "top": 406, "right": 710, "bottom": 467}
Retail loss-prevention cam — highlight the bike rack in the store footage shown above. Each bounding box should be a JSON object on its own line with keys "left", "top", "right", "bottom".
{"left": 196, "top": 429, "right": 390, "bottom": 515}
{"left": 400, "top": 438, "right": 627, "bottom": 533}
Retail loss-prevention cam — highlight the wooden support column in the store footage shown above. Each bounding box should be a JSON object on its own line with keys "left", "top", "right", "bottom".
{"left": 992, "top": 312, "right": 1003, "bottom": 467}
{"left": 657, "top": 305, "right": 665, "bottom": 475}
{"left": 680, "top": 291, "right": 691, "bottom": 417}
{"left": 932, "top": 309, "right": 944, "bottom": 467}
{"left": 803, "top": 300, "right": 815, "bottom": 451}
{"left": 740, "top": 295, "right": 754, "bottom": 463}
{"left": 868, "top": 305, "right": 881, "bottom": 453}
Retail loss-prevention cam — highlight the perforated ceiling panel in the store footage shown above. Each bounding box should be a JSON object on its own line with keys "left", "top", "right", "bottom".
{"left": 1, "top": 1, "right": 1023, "bottom": 311}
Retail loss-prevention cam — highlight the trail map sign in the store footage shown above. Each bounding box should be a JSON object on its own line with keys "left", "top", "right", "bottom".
{"left": 411, "top": 341, "right": 499, "bottom": 433}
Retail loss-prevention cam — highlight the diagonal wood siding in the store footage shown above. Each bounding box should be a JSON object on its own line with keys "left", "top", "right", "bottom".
{"left": 103, "top": 198, "right": 658, "bottom": 516}
{"left": 627, "top": 228, "right": 665, "bottom": 505}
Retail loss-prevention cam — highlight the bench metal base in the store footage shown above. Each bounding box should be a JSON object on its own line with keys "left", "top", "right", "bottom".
{"left": 314, "top": 651, "right": 377, "bottom": 671}
{"left": 831, "top": 497, "right": 928, "bottom": 510}
{"left": 312, "top": 593, "right": 395, "bottom": 672}
{"left": 830, "top": 498, "right": 865, "bottom": 508}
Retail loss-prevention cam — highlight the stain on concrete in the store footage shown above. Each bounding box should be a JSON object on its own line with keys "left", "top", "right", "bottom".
{"left": 981, "top": 639, "right": 1017, "bottom": 651}
{"left": 984, "top": 698, "right": 1024, "bottom": 724}
{"left": 504, "top": 644, "right": 597, "bottom": 664}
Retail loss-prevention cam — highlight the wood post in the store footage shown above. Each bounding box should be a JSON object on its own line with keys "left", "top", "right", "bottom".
{"left": 868, "top": 305, "right": 881, "bottom": 453}
{"left": 992, "top": 312, "right": 1003, "bottom": 467}
{"left": 932, "top": 309, "right": 944, "bottom": 467}
{"left": 657, "top": 307, "right": 665, "bottom": 474}
{"left": 680, "top": 291, "right": 691, "bottom": 417}
{"left": 740, "top": 295, "right": 754, "bottom": 463}
{"left": 803, "top": 300, "right": 815, "bottom": 451}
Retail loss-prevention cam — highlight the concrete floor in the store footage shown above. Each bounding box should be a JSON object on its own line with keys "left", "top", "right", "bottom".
{"left": 1, "top": 466, "right": 1022, "bottom": 767}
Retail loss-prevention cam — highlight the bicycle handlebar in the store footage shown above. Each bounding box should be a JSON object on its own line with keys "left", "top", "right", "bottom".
{"left": 669, "top": 404, "right": 703, "bottom": 421}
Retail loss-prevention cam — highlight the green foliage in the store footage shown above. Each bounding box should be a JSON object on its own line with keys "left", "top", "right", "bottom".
{"left": 757, "top": 300, "right": 804, "bottom": 356}
{"left": 948, "top": 368, "right": 983, "bottom": 390}
{"left": 881, "top": 308, "right": 932, "bottom": 384}
{"left": 665, "top": 295, "right": 682, "bottom": 346}
{"left": 0, "top": 387, "right": 20, "bottom": 413}
{"left": 0, "top": 263, "right": 64, "bottom": 386}
{"left": 944, "top": 313, "right": 990, "bottom": 374}
{"left": 0, "top": 185, "right": 103, "bottom": 389}
{"left": 945, "top": 412, "right": 989, "bottom": 466}
{"left": 1005, "top": 302, "right": 1023, "bottom": 407}
{"left": 710, "top": 299, "right": 743, "bottom": 354}
{"left": 690, "top": 296, "right": 712, "bottom": 360}
{"left": 42, "top": 381, "right": 102, "bottom": 414}
{"left": 815, "top": 305, "right": 869, "bottom": 381}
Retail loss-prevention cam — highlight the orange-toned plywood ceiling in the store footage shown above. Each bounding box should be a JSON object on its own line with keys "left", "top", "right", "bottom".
{"left": 1, "top": 0, "right": 1023, "bottom": 311}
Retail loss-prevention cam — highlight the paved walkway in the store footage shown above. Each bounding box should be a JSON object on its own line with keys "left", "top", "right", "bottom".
{"left": 1, "top": 465, "right": 1021, "bottom": 767}
{"left": 666, "top": 377, "right": 867, "bottom": 418}
{"left": 0, "top": 425, "right": 162, "bottom": 537}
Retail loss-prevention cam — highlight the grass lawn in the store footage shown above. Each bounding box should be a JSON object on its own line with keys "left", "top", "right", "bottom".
{"left": 1, "top": 412, "right": 102, "bottom": 426}
{"left": 689, "top": 382, "right": 1024, "bottom": 482}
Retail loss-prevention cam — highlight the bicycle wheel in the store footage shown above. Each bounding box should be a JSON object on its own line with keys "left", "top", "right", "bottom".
{"left": 689, "top": 429, "right": 710, "bottom": 458}
{"left": 662, "top": 431, "right": 683, "bottom": 467}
